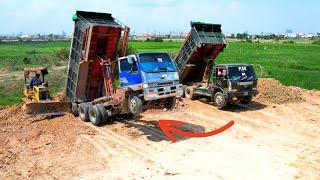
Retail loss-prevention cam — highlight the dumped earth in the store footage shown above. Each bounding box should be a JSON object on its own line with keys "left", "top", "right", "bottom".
{"left": 255, "top": 78, "right": 305, "bottom": 104}
{"left": 0, "top": 78, "right": 319, "bottom": 179}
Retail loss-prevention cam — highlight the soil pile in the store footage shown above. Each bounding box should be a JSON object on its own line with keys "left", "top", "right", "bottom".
{"left": 255, "top": 78, "right": 304, "bottom": 104}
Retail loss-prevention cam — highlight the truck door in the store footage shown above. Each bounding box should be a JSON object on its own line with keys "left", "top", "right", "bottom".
{"left": 215, "top": 66, "right": 227, "bottom": 88}
{"left": 118, "top": 56, "right": 142, "bottom": 90}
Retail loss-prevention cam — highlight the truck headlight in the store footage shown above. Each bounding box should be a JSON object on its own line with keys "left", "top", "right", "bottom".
{"left": 143, "top": 83, "right": 148, "bottom": 88}
{"left": 143, "top": 83, "right": 157, "bottom": 88}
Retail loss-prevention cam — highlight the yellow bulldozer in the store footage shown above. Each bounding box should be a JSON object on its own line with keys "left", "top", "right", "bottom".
{"left": 21, "top": 67, "right": 70, "bottom": 116}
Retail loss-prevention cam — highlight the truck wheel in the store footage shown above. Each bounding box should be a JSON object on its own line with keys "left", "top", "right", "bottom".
{"left": 214, "top": 92, "right": 227, "bottom": 108}
{"left": 128, "top": 95, "right": 142, "bottom": 117}
{"left": 71, "top": 103, "right": 79, "bottom": 117}
{"left": 240, "top": 96, "right": 252, "bottom": 105}
{"left": 89, "top": 106, "right": 102, "bottom": 126}
{"left": 96, "top": 104, "right": 110, "bottom": 123}
{"left": 78, "top": 103, "right": 90, "bottom": 122}
{"left": 185, "top": 87, "right": 196, "bottom": 100}
{"left": 164, "top": 97, "right": 176, "bottom": 110}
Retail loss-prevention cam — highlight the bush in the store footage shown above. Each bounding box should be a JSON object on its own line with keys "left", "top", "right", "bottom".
{"left": 246, "top": 38, "right": 253, "bottom": 43}
{"left": 126, "top": 44, "right": 136, "bottom": 55}
{"left": 312, "top": 39, "right": 320, "bottom": 45}
{"left": 283, "top": 40, "right": 295, "bottom": 44}
{"left": 36, "top": 55, "right": 53, "bottom": 65}
{"left": 26, "top": 49, "right": 38, "bottom": 55}
{"left": 154, "top": 38, "right": 164, "bottom": 42}
{"left": 4, "top": 58, "right": 19, "bottom": 71}
{"left": 55, "top": 47, "right": 69, "bottom": 60}
{"left": 22, "top": 57, "right": 31, "bottom": 64}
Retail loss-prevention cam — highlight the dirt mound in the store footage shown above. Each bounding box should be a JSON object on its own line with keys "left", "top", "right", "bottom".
{"left": 0, "top": 104, "right": 96, "bottom": 179}
{"left": 255, "top": 78, "right": 304, "bottom": 104}
{"left": 51, "top": 92, "right": 65, "bottom": 101}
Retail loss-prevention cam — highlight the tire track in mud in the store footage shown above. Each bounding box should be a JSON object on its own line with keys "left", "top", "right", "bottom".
{"left": 83, "top": 122, "right": 158, "bottom": 161}
{"left": 80, "top": 135, "right": 117, "bottom": 156}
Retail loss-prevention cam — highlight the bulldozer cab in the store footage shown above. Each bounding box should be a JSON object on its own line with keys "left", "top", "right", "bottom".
{"left": 23, "top": 67, "right": 49, "bottom": 101}
{"left": 24, "top": 67, "right": 48, "bottom": 85}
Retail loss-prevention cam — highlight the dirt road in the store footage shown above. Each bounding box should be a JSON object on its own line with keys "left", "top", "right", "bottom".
{"left": 0, "top": 79, "right": 319, "bottom": 179}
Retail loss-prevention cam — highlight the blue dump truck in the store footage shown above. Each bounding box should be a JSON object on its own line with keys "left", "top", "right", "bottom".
{"left": 66, "top": 11, "right": 182, "bottom": 126}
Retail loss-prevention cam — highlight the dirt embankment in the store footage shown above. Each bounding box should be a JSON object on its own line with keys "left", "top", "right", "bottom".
{"left": 0, "top": 78, "right": 319, "bottom": 179}
{"left": 255, "top": 78, "right": 304, "bottom": 104}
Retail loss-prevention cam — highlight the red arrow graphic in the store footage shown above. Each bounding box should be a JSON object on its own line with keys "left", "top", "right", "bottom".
{"left": 158, "top": 120, "right": 235, "bottom": 143}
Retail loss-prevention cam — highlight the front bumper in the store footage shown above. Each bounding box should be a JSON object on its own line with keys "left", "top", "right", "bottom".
{"left": 143, "top": 84, "right": 183, "bottom": 101}
{"left": 226, "top": 90, "right": 257, "bottom": 99}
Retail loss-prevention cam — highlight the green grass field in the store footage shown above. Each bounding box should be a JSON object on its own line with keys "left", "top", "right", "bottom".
{"left": 0, "top": 40, "right": 319, "bottom": 106}
{"left": 0, "top": 41, "right": 70, "bottom": 70}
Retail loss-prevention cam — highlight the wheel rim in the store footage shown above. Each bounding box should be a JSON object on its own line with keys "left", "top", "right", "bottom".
{"left": 79, "top": 107, "right": 85, "bottom": 119}
{"left": 216, "top": 95, "right": 224, "bottom": 105}
{"left": 90, "top": 110, "right": 96, "bottom": 123}
{"left": 129, "top": 98, "right": 137, "bottom": 112}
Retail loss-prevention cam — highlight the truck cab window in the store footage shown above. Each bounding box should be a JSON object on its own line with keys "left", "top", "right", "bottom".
{"left": 120, "top": 58, "right": 131, "bottom": 72}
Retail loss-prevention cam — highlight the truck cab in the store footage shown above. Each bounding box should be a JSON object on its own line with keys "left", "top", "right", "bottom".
{"left": 118, "top": 52, "right": 183, "bottom": 109}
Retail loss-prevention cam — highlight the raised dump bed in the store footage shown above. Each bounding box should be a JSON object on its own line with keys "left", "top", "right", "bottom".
{"left": 174, "top": 22, "right": 227, "bottom": 84}
{"left": 66, "top": 11, "right": 124, "bottom": 102}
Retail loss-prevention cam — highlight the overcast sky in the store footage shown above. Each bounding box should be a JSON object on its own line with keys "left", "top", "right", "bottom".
{"left": 0, "top": 0, "right": 319, "bottom": 35}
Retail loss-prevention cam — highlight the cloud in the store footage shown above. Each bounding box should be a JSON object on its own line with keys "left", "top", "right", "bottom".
{"left": 230, "top": 0, "right": 240, "bottom": 10}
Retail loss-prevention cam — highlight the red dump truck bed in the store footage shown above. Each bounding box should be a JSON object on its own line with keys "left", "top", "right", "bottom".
{"left": 66, "top": 11, "right": 128, "bottom": 103}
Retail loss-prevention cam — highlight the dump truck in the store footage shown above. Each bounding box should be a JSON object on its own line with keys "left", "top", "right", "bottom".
{"left": 66, "top": 11, "right": 182, "bottom": 126}
{"left": 175, "top": 22, "right": 258, "bottom": 108}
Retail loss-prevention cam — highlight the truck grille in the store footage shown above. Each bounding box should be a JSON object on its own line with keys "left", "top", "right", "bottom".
{"left": 157, "top": 82, "right": 174, "bottom": 87}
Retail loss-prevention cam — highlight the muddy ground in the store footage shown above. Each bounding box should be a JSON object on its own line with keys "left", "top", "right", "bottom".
{"left": 0, "top": 78, "right": 319, "bottom": 179}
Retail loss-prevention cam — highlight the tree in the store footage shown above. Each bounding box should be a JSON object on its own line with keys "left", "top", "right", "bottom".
{"left": 230, "top": 34, "right": 235, "bottom": 38}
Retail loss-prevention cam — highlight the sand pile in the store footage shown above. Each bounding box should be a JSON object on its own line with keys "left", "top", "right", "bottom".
{"left": 255, "top": 78, "right": 304, "bottom": 104}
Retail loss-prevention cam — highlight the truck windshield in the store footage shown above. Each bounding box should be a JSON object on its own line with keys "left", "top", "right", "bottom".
{"left": 228, "top": 66, "right": 256, "bottom": 81}
{"left": 138, "top": 53, "right": 177, "bottom": 73}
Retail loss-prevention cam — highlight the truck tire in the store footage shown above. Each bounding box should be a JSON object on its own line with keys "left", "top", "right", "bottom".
{"left": 71, "top": 103, "right": 79, "bottom": 117}
{"left": 164, "top": 97, "right": 176, "bottom": 110}
{"left": 214, "top": 92, "right": 227, "bottom": 108}
{"left": 240, "top": 96, "right": 252, "bottom": 105}
{"left": 96, "top": 104, "right": 110, "bottom": 123}
{"left": 128, "top": 95, "right": 142, "bottom": 117}
{"left": 185, "top": 87, "right": 196, "bottom": 100}
{"left": 78, "top": 103, "right": 90, "bottom": 122}
{"left": 89, "top": 105, "right": 102, "bottom": 126}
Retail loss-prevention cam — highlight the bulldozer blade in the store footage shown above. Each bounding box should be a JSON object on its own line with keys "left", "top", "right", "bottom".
{"left": 22, "top": 100, "right": 71, "bottom": 116}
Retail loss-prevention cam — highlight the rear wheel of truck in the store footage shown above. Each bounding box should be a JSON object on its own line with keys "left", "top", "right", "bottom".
{"left": 71, "top": 103, "right": 79, "bottom": 117}
{"left": 214, "top": 92, "right": 227, "bottom": 108}
{"left": 96, "top": 104, "right": 110, "bottom": 123}
{"left": 240, "top": 96, "right": 252, "bottom": 105}
{"left": 185, "top": 87, "right": 196, "bottom": 100}
{"left": 89, "top": 106, "right": 102, "bottom": 126}
{"left": 128, "top": 95, "right": 142, "bottom": 117}
{"left": 164, "top": 97, "right": 176, "bottom": 110}
{"left": 78, "top": 103, "right": 90, "bottom": 122}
